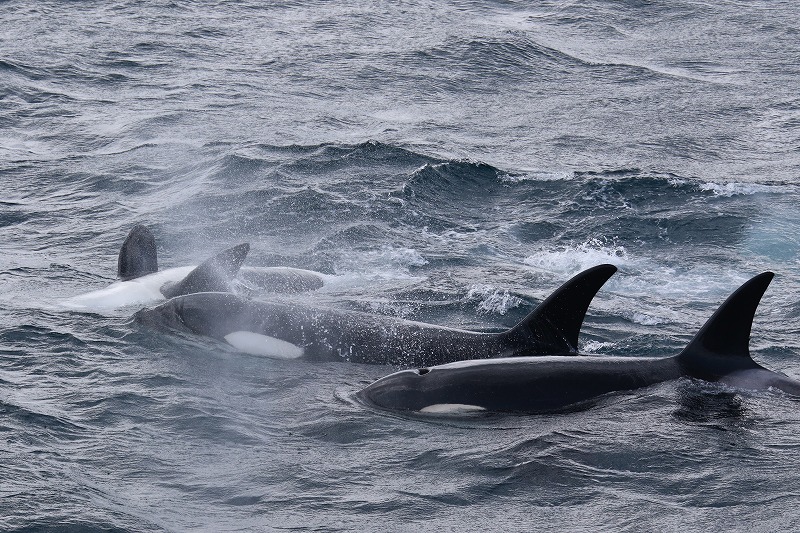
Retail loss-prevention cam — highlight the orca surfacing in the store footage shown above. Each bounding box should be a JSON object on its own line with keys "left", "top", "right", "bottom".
{"left": 63, "top": 225, "right": 250, "bottom": 312}
{"left": 134, "top": 265, "right": 617, "bottom": 367}
{"left": 62, "top": 225, "right": 325, "bottom": 312}
{"left": 358, "top": 272, "right": 800, "bottom": 414}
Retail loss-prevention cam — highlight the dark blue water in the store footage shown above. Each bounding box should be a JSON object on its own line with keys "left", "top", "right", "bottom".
{"left": 3, "top": 1, "right": 800, "bottom": 530}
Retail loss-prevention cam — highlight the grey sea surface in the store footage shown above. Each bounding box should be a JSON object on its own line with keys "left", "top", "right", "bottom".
{"left": 2, "top": 1, "right": 800, "bottom": 531}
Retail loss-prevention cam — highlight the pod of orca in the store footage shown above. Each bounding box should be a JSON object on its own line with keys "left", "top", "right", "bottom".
{"left": 62, "top": 225, "right": 325, "bottom": 312}
{"left": 358, "top": 271, "right": 800, "bottom": 414}
{"left": 72, "top": 226, "right": 800, "bottom": 416}
{"left": 133, "top": 263, "right": 616, "bottom": 366}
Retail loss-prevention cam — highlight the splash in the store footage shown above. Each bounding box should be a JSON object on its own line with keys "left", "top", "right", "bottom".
{"left": 326, "top": 246, "right": 429, "bottom": 291}
{"left": 335, "top": 246, "right": 427, "bottom": 274}
{"left": 523, "top": 238, "right": 629, "bottom": 276}
{"left": 624, "top": 310, "right": 668, "bottom": 326}
{"left": 466, "top": 284, "right": 523, "bottom": 315}
{"left": 498, "top": 170, "right": 574, "bottom": 183}
{"left": 699, "top": 181, "right": 794, "bottom": 197}
{"left": 580, "top": 340, "right": 617, "bottom": 354}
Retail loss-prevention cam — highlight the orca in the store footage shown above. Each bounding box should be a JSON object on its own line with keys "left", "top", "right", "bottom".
{"left": 358, "top": 271, "right": 800, "bottom": 414}
{"left": 237, "top": 266, "right": 325, "bottom": 294}
{"left": 62, "top": 225, "right": 325, "bottom": 312}
{"left": 65, "top": 244, "right": 249, "bottom": 312}
{"left": 133, "top": 264, "right": 618, "bottom": 366}
{"left": 118, "top": 224, "right": 159, "bottom": 281}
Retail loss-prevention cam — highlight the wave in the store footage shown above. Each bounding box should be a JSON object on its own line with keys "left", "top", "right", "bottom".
{"left": 330, "top": 245, "right": 428, "bottom": 281}
{"left": 466, "top": 284, "right": 523, "bottom": 316}
{"left": 0, "top": 398, "right": 87, "bottom": 438}
{"left": 698, "top": 181, "right": 797, "bottom": 197}
{"left": 400, "top": 159, "right": 511, "bottom": 201}
{"left": 4, "top": 523, "right": 138, "bottom": 533}
{"left": 523, "top": 238, "right": 630, "bottom": 276}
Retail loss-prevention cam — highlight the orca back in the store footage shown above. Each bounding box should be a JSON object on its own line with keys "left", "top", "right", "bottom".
{"left": 501, "top": 264, "right": 617, "bottom": 355}
{"left": 677, "top": 272, "right": 773, "bottom": 381}
{"left": 160, "top": 243, "right": 250, "bottom": 299}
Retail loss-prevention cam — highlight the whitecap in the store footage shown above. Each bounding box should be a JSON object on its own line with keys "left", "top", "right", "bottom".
{"left": 580, "top": 341, "right": 616, "bottom": 354}
{"left": 699, "top": 181, "right": 794, "bottom": 197}
{"left": 523, "top": 238, "right": 630, "bottom": 275}
{"left": 466, "top": 284, "right": 522, "bottom": 315}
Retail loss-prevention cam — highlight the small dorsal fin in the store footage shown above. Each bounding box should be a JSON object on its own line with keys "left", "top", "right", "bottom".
{"left": 160, "top": 243, "right": 250, "bottom": 299}
{"left": 502, "top": 264, "right": 617, "bottom": 355}
{"left": 118, "top": 225, "right": 158, "bottom": 281}
{"left": 678, "top": 272, "right": 773, "bottom": 378}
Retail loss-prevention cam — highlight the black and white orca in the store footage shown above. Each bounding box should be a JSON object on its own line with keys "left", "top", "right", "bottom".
{"left": 134, "top": 264, "right": 618, "bottom": 367}
{"left": 358, "top": 271, "right": 800, "bottom": 415}
{"left": 63, "top": 225, "right": 324, "bottom": 312}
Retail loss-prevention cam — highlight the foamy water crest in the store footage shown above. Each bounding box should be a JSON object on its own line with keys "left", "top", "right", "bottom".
{"left": 611, "top": 266, "right": 751, "bottom": 301}
{"left": 521, "top": 240, "right": 760, "bottom": 324}
{"left": 497, "top": 170, "right": 574, "bottom": 183}
{"left": 699, "top": 181, "right": 796, "bottom": 197}
{"left": 623, "top": 310, "right": 670, "bottom": 326}
{"left": 580, "top": 340, "right": 617, "bottom": 354}
{"left": 328, "top": 246, "right": 429, "bottom": 290}
{"left": 466, "top": 284, "right": 523, "bottom": 315}
{"left": 523, "top": 238, "right": 630, "bottom": 276}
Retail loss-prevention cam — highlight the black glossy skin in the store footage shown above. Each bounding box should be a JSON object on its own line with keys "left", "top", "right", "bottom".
{"left": 358, "top": 352, "right": 800, "bottom": 414}
{"left": 118, "top": 225, "right": 158, "bottom": 281}
{"left": 358, "top": 271, "right": 800, "bottom": 414}
{"left": 238, "top": 267, "right": 325, "bottom": 293}
{"left": 358, "top": 356, "right": 683, "bottom": 413}
{"left": 160, "top": 243, "right": 250, "bottom": 299}
{"left": 136, "top": 292, "right": 552, "bottom": 366}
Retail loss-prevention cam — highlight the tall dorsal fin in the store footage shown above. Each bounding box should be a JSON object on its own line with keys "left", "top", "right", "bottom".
{"left": 678, "top": 272, "right": 773, "bottom": 379}
{"left": 160, "top": 243, "right": 250, "bottom": 299}
{"left": 502, "top": 264, "right": 617, "bottom": 355}
{"left": 118, "top": 225, "right": 158, "bottom": 281}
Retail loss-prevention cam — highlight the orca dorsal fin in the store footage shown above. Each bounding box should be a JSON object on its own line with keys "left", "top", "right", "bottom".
{"left": 160, "top": 243, "right": 250, "bottom": 299}
{"left": 678, "top": 272, "right": 773, "bottom": 378}
{"left": 118, "top": 225, "right": 158, "bottom": 281}
{"left": 502, "top": 264, "right": 617, "bottom": 355}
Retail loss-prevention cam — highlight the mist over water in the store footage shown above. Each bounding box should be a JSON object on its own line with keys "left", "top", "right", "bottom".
{"left": 3, "top": 0, "right": 800, "bottom": 531}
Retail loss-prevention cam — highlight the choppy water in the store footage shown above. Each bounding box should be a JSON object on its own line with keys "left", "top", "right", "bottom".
{"left": 2, "top": 0, "right": 800, "bottom": 531}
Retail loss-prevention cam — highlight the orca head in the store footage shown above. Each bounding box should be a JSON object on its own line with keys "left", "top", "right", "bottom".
{"left": 133, "top": 295, "right": 190, "bottom": 334}
{"left": 358, "top": 367, "right": 430, "bottom": 411}
{"left": 118, "top": 225, "right": 158, "bottom": 281}
{"left": 135, "top": 292, "right": 249, "bottom": 339}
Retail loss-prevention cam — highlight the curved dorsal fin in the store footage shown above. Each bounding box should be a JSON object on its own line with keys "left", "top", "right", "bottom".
{"left": 502, "top": 264, "right": 617, "bottom": 355}
{"left": 160, "top": 243, "right": 250, "bottom": 299}
{"left": 118, "top": 225, "right": 158, "bottom": 281}
{"left": 678, "top": 272, "right": 773, "bottom": 378}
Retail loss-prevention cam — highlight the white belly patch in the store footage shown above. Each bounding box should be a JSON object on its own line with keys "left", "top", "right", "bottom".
{"left": 60, "top": 266, "right": 195, "bottom": 312}
{"left": 224, "top": 331, "right": 305, "bottom": 359}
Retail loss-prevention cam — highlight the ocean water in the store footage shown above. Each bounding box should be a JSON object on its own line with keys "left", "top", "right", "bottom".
{"left": 2, "top": 0, "right": 800, "bottom": 531}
